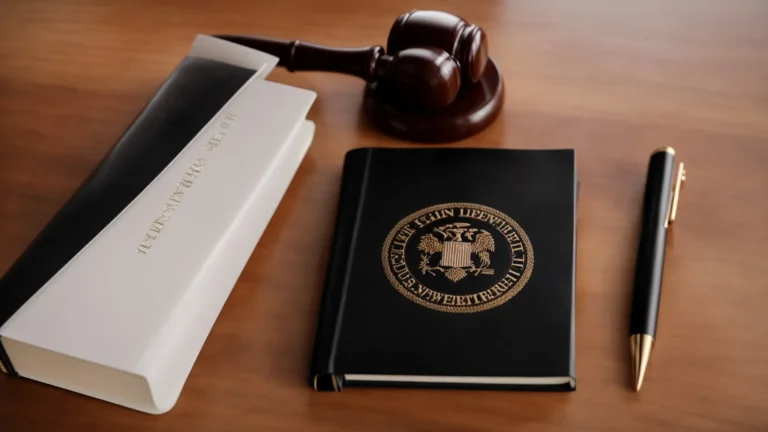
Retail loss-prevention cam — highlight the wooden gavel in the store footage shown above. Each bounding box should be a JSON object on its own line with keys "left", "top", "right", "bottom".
{"left": 216, "top": 10, "right": 488, "bottom": 110}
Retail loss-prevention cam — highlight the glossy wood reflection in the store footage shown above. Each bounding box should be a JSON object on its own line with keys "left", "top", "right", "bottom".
{"left": 1, "top": 0, "right": 768, "bottom": 431}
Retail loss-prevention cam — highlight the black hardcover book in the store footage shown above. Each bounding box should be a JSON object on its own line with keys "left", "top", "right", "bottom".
{"left": 310, "top": 148, "right": 577, "bottom": 392}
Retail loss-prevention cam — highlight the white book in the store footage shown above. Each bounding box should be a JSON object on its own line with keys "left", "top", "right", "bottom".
{"left": 0, "top": 36, "right": 316, "bottom": 414}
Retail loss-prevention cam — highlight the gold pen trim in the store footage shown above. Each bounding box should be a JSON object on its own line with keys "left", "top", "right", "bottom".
{"left": 0, "top": 361, "right": 7, "bottom": 374}
{"left": 630, "top": 334, "right": 654, "bottom": 391}
{"left": 653, "top": 146, "right": 675, "bottom": 155}
{"left": 665, "top": 162, "right": 686, "bottom": 227}
{"left": 313, "top": 375, "right": 318, "bottom": 391}
{"left": 669, "top": 163, "right": 686, "bottom": 225}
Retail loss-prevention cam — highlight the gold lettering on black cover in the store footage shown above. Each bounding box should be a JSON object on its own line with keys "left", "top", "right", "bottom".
{"left": 382, "top": 203, "right": 534, "bottom": 314}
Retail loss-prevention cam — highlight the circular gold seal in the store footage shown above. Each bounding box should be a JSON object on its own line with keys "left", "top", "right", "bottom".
{"left": 382, "top": 203, "right": 534, "bottom": 313}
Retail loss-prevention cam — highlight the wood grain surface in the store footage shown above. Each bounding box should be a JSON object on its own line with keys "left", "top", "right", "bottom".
{"left": 1, "top": 0, "right": 767, "bottom": 430}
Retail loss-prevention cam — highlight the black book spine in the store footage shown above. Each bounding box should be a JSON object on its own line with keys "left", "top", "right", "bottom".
{"left": 308, "top": 148, "right": 373, "bottom": 392}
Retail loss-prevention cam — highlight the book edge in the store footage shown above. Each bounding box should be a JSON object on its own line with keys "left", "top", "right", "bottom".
{"left": 309, "top": 148, "right": 374, "bottom": 392}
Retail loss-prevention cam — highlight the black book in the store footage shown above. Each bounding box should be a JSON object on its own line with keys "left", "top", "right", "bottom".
{"left": 309, "top": 148, "right": 577, "bottom": 392}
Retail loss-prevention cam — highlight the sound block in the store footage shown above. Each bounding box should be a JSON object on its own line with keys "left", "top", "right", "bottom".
{"left": 363, "top": 58, "right": 504, "bottom": 143}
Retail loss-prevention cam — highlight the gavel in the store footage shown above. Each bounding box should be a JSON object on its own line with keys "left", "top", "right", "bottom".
{"left": 216, "top": 10, "right": 488, "bottom": 110}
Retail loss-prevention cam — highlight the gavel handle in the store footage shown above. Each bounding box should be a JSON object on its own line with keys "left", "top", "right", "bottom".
{"left": 214, "top": 35, "right": 386, "bottom": 82}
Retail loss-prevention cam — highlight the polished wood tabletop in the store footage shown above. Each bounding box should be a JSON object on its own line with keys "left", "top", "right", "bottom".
{"left": 1, "top": 0, "right": 767, "bottom": 430}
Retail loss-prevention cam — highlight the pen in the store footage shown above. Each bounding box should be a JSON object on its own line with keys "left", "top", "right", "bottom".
{"left": 630, "top": 147, "right": 686, "bottom": 391}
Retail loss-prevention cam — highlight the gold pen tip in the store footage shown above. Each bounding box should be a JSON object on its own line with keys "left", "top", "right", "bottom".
{"left": 630, "top": 334, "right": 654, "bottom": 392}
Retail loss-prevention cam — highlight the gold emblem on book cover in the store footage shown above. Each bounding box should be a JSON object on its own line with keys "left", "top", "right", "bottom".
{"left": 418, "top": 223, "right": 496, "bottom": 282}
{"left": 382, "top": 203, "right": 534, "bottom": 313}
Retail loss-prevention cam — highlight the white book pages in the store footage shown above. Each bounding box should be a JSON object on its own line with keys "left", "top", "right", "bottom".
{"left": 0, "top": 36, "right": 315, "bottom": 414}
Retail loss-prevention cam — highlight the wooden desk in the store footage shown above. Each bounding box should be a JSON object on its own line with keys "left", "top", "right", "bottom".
{"left": 1, "top": 0, "right": 767, "bottom": 430}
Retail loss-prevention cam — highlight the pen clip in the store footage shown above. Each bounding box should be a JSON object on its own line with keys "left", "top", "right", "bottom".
{"left": 666, "top": 162, "right": 686, "bottom": 227}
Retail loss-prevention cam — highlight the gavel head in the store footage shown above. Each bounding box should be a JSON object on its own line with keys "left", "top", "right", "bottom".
{"left": 382, "top": 46, "right": 462, "bottom": 110}
{"left": 387, "top": 10, "right": 489, "bottom": 83}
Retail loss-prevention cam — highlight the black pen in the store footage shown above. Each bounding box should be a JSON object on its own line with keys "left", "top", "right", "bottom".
{"left": 630, "top": 147, "right": 686, "bottom": 391}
